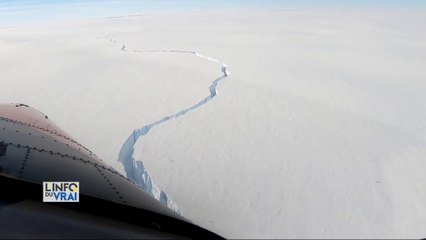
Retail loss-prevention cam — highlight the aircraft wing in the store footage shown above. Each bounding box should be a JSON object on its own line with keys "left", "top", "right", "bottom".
{"left": 0, "top": 103, "right": 223, "bottom": 239}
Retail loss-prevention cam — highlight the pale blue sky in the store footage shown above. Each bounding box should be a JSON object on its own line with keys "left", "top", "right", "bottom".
{"left": 1, "top": 0, "right": 425, "bottom": 26}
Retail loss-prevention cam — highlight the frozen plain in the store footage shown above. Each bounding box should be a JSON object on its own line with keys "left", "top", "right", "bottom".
{"left": 1, "top": 8, "right": 426, "bottom": 238}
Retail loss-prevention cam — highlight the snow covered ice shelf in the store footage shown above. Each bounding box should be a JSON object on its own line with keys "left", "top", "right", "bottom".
{"left": 1, "top": 8, "right": 426, "bottom": 239}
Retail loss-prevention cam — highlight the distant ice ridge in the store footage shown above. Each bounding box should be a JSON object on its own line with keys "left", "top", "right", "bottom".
{"left": 102, "top": 36, "right": 229, "bottom": 215}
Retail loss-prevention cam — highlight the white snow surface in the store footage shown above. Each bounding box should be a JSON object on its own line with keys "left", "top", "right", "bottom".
{"left": 1, "top": 8, "right": 426, "bottom": 239}
{"left": 110, "top": 36, "right": 228, "bottom": 214}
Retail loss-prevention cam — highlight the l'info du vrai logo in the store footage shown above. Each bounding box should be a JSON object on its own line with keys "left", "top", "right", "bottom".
{"left": 43, "top": 182, "right": 79, "bottom": 202}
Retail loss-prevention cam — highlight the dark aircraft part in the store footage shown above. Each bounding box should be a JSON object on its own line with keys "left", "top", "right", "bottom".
{"left": 0, "top": 175, "right": 219, "bottom": 239}
{"left": 0, "top": 142, "right": 6, "bottom": 156}
{"left": 0, "top": 103, "right": 224, "bottom": 239}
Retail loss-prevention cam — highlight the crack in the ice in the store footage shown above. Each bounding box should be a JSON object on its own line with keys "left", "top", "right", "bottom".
{"left": 101, "top": 37, "right": 229, "bottom": 214}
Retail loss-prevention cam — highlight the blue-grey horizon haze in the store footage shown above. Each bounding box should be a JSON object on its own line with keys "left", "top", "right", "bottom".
{"left": 1, "top": 0, "right": 425, "bottom": 26}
